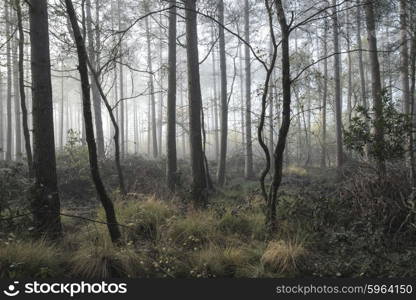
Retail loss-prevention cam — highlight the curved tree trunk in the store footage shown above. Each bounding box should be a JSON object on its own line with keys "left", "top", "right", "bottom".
{"left": 65, "top": 0, "right": 121, "bottom": 243}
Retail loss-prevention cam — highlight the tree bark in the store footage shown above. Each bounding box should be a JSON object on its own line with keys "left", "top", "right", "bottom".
{"left": 217, "top": 0, "right": 228, "bottom": 186}
{"left": 321, "top": 19, "right": 328, "bottom": 168}
{"left": 145, "top": 3, "right": 158, "bottom": 159}
{"left": 400, "top": 0, "right": 410, "bottom": 115}
{"left": 185, "top": 0, "right": 207, "bottom": 206}
{"left": 211, "top": 26, "right": 219, "bottom": 162}
{"left": 166, "top": 3, "right": 177, "bottom": 191}
{"left": 5, "top": 1, "right": 12, "bottom": 161}
{"left": 16, "top": 0, "right": 33, "bottom": 176}
{"left": 12, "top": 8, "right": 22, "bottom": 160}
{"left": 65, "top": 0, "right": 121, "bottom": 243}
{"left": 117, "top": 0, "right": 125, "bottom": 159}
{"left": 356, "top": 0, "right": 367, "bottom": 111}
{"left": 364, "top": 0, "right": 386, "bottom": 174}
{"left": 29, "top": 0, "right": 62, "bottom": 239}
{"left": 244, "top": 0, "right": 254, "bottom": 179}
{"left": 332, "top": 0, "right": 343, "bottom": 169}
{"left": 86, "top": 0, "right": 105, "bottom": 159}
{"left": 0, "top": 74, "right": 3, "bottom": 161}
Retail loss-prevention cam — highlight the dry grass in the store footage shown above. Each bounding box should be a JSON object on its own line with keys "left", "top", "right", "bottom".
{"left": 261, "top": 239, "right": 307, "bottom": 274}
{"left": 0, "top": 240, "right": 63, "bottom": 278}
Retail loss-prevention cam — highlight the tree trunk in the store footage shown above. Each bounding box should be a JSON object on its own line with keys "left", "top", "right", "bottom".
{"left": 356, "top": 0, "right": 367, "bottom": 111}
{"left": 244, "top": 0, "right": 254, "bottom": 179}
{"left": 217, "top": 0, "right": 228, "bottom": 186}
{"left": 145, "top": 4, "right": 158, "bottom": 159}
{"left": 29, "top": 0, "right": 62, "bottom": 239}
{"left": 117, "top": 0, "right": 125, "bottom": 159}
{"left": 59, "top": 59, "right": 65, "bottom": 150}
{"left": 5, "top": 1, "right": 12, "bottom": 161}
{"left": 364, "top": 0, "right": 385, "bottom": 174}
{"left": 158, "top": 13, "right": 164, "bottom": 156}
{"left": 346, "top": 9, "right": 353, "bottom": 125}
{"left": 86, "top": 0, "right": 105, "bottom": 159}
{"left": 0, "top": 74, "right": 3, "bottom": 161}
{"left": 16, "top": 0, "right": 33, "bottom": 176}
{"left": 410, "top": 24, "right": 416, "bottom": 188}
{"left": 267, "top": 0, "right": 291, "bottom": 235}
{"left": 65, "top": 0, "right": 121, "bottom": 243}
{"left": 185, "top": 0, "right": 207, "bottom": 206}
{"left": 321, "top": 19, "right": 328, "bottom": 168}
{"left": 211, "top": 26, "right": 219, "bottom": 162}
{"left": 166, "top": 3, "right": 177, "bottom": 191}
{"left": 12, "top": 9, "right": 22, "bottom": 160}
{"left": 400, "top": 0, "right": 410, "bottom": 115}
{"left": 332, "top": 0, "right": 343, "bottom": 169}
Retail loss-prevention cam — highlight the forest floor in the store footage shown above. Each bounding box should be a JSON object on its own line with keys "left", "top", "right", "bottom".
{"left": 1, "top": 152, "right": 416, "bottom": 278}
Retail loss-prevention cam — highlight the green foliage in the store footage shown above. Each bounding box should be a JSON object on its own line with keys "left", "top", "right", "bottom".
{"left": 0, "top": 162, "right": 32, "bottom": 233}
{"left": 344, "top": 92, "right": 411, "bottom": 161}
{"left": 56, "top": 130, "right": 93, "bottom": 203}
{"left": 218, "top": 212, "right": 251, "bottom": 236}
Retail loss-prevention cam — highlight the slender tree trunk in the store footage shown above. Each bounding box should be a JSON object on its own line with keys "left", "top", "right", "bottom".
{"left": 5, "top": 1, "right": 12, "bottom": 161}
{"left": 158, "top": 13, "right": 164, "bottom": 156}
{"left": 86, "top": 0, "right": 105, "bottom": 159}
{"left": 12, "top": 9, "right": 22, "bottom": 161}
{"left": 364, "top": 0, "right": 385, "bottom": 175}
{"left": 211, "top": 27, "right": 219, "bottom": 162}
{"left": 117, "top": 0, "right": 125, "bottom": 159}
{"left": 268, "top": 38, "right": 275, "bottom": 170}
{"left": 16, "top": 0, "right": 33, "bottom": 175}
{"left": 238, "top": 42, "right": 245, "bottom": 151}
{"left": 244, "top": 0, "right": 254, "bottom": 179}
{"left": 65, "top": 0, "right": 121, "bottom": 243}
{"left": 166, "top": 3, "right": 177, "bottom": 191}
{"left": 145, "top": 4, "right": 158, "bottom": 158}
{"left": 29, "top": 0, "right": 62, "bottom": 239}
{"left": 332, "top": 0, "right": 343, "bottom": 169}
{"left": 0, "top": 74, "right": 3, "bottom": 161}
{"left": 321, "top": 20, "right": 328, "bottom": 168}
{"left": 410, "top": 25, "right": 416, "bottom": 188}
{"left": 265, "top": 0, "right": 291, "bottom": 235}
{"left": 400, "top": 0, "right": 410, "bottom": 115}
{"left": 185, "top": 0, "right": 207, "bottom": 206}
{"left": 217, "top": 0, "right": 228, "bottom": 186}
{"left": 60, "top": 59, "right": 65, "bottom": 150}
{"left": 346, "top": 9, "right": 353, "bottom": 125}
{"left": 357, "top": 0, "right": 367, "bottom": 111}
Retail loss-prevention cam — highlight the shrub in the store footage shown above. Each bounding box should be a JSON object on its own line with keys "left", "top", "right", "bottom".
{"left": 217, "top": 212, "right": 252, "bottom": 237}
{"left": 344, "top": 91, "right": 410, "bottom": 161}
